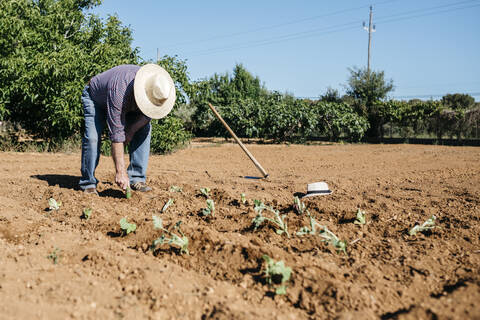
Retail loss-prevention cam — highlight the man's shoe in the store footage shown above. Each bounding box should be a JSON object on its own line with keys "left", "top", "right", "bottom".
{"left": 84, "top": 187, "right": 98, "bottom": 195}
{"left": 131, "top": 182, "right": 152, "bottom": 192}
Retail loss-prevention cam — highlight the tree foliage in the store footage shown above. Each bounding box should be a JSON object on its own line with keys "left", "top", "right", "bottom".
{"left": 345, "top": 67, "right": 394, "bottom": 138}
{"left": 442, "top": 93, "right": 475, "bottom": 110}
{"left": 0, "top": 0, "right": 138, "bottom": 139}
{"left": 189, "top": 64, "right": 268, "bottom": 135}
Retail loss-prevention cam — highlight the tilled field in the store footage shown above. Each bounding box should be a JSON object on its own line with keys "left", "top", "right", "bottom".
{"left": 0, "top": 142, "right": 479, "bottom": 319}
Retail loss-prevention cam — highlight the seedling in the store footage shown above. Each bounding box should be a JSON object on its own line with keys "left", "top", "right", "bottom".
{"left": 240, "top": 193, "right": 247, "bottom": 205}
{"left": 125, "top": 186, "right": 132, "bottom": 199}
{"left": 151, "top": 218, "right": 189, "bottom": 255}
{"left": 318, "top": 226, "right": 347, "bottom": 254}
{"left": 169, "top": 185, "right": 182, "bottom": 193}
{"left": 296, "top": 213, "right": 318, "bottom": 236}
{"left": 409, "top": 215, "right": 436, "bottom": 236}
{"left": 119, "top": 217, "right": 136, "bottom": 235}
{"left": 199, "top": 187, "right": 211, "bottom": 198}
{"left": 253, "top": 199, "right": 267, "bottom": 214}
{"left": 162, "top": 198, "right": 174, "bottom": 213}
{"left": 153, "top": 214, "right": 163, "bottom": 229}
{"left": 47, "top": 248, "right": 60, "bottom": 264}
{"left": 48, "top": 198, "right": 61, "bottom": 211}
{"left": 252, "top": 200, "right": 289, "bottom": 237}
{"left": 82, "top": 208, "right": 92, "bottom": 220}
{"left": 202, "top": 199, "right": 215, "bottom": 217}
{"left": 262, "top": 255, "right": 292, "bottom": 295}
{"left": 297, "top": 215, "right": 347, "bottom": 254}
{"left": 354, "top": 209, "right": 366, "bottom": 225}
{"left": 293, "top": 196, "right": 306, "bottom": 215}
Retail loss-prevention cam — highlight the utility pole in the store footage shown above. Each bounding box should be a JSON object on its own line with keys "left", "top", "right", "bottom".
{"left": 156, "top": 48, "right": 160, "bottom": 62}
{"left": 363, "top": 6, "right": 376, "bottom": 74}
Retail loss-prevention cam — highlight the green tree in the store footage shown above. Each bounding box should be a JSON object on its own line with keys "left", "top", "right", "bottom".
{"left": 0, "top": 0, "right": 138, "bottom": 140}
{"left": 150, "top": 55, "right": 193, "bottom": 153}
{"left": 320, "top": 87, "right": 342, "bottom": 103}
{"left": 345, "top": 67, "right": 394, "bottom": 138}
{"left": 189, "top": 64, "right": 268, "bottom": 136}
{"left": 442, "top": 93, "right": 475, "bottom": 110}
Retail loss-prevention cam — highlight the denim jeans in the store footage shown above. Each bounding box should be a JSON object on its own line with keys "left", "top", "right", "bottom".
{"left": 79, "top": 85, "right": 151, "bottom": 190}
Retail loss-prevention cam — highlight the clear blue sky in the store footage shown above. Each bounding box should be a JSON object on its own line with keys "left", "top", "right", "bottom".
{"left": 90, "top": 0, "right": 480, "bottom": 101}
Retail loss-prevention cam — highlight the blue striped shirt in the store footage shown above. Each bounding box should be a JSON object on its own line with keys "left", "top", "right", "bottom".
{"left": 89, "top": 65, "right": 150, "bottom": 142}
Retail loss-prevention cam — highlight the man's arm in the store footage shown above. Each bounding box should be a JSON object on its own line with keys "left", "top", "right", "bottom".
{"left": 112, "top": 142, "right": 129, "bottom": 190}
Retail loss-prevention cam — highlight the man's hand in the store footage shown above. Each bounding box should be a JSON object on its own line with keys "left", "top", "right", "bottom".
{"left": 115, "top": 171, "right": 130, "bottom": 190}
{"left": 112, "top": 142, "right": 129, "bottom": 190}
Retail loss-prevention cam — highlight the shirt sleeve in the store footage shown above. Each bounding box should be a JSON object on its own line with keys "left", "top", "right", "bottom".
{"left": 106, "top": 75, "right": 134, "bottom": 143}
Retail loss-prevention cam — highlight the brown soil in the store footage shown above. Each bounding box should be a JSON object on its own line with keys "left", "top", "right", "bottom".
{"left": 0, "top": 142, "right": 479, "bottom": 319}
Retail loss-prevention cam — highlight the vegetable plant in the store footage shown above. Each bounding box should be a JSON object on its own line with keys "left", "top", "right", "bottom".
{"left": 119, "top": 217, "right": 137, "bottom": 235}
{"left": 200, "top": 187, "right": 211, "bottom": 198}
{"left": 354, "top": 209, "right": 366, "bottom": 225}
{"left": 162, "top": 198, "right": 174, "bottom": 213}
{"left": 252, "top": 200, "right": 289, "bottom": 237}
{"left": 262, "top": 255, "right": 292, "bottom": 295}
{"left": 202, "top": 199, "right": 215, "bottom": 217}
{"left": 125, "top": 187, "right": 132, "bottom": 199}
{"left": 47, "top": 248, "right": 61, "bottom": 264}
{"left": 241, "top": 193, "right": 247, "bottom": 205}
{"left": 169, "top": 185, "right": 183, "bottom": 193}
{"left": 297, "top": 214, "right": 347, "bottom": 254}
{"left": 48, "top": 198, "right": 61, "bottom": 211}
{"left": 293, "top": 196, "right": 306, "bottom": 215}
{"left": 409, "top": 215, "right": 436, "bottom": 236}
{"left": 82, "top": 208, "right": 92, "bottom": 220}
{"left": 151, "top": 217, "right": 189, "bottom": 255}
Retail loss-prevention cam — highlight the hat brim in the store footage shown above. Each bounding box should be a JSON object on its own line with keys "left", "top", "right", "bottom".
{"left": 301, "top": 190, "right": 333, "bottom": 198}
{"left": 134, "top": 64, "right": 176, "bottom": 119}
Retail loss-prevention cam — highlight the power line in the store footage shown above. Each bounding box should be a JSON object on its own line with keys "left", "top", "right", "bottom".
{"left": 160, "top": 0, "right": 399, "bottom": 50}
{"left": 182, "top": 0, "right": 480, "bottom": 57}
{"left": 185, "top": 21, "right": 361, "bottom": 56}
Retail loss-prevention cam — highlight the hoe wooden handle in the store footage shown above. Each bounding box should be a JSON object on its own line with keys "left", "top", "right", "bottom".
{"left": 208, "top": 103, "right": 269, "bottom": 178}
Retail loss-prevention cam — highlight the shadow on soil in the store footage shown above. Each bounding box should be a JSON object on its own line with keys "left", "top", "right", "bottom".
{"left": 31, "top": 174, "right": 79, "bottom": 190}
{"left": 32, "top": 175, "right": 124, "bottom": 199}
{"left": 99, "top": 188, "right": 125, "bottom": 199}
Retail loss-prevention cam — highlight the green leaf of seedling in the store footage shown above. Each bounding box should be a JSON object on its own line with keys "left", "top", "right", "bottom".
{"left": 119, "top": 217, "right": 136, "bottom": 235}
{"left": 293, "top": 196, "right": 306, "bottom": 214}
{"left": 202, "top": 199, "right": 215, "bottom": 217}
{"left": 254, "top": 199, "right": 266, "bottom": 214}
{"left": 82, "top": 208, "right": 92, "bottom": 220}
{"left": 151, "top": 220, "right": 189, "bottom": 255}
{"left": 262, "top": 255, "right": 292, "bottom": 295}
{"left": 169, "top": 185, "right": 182, "bottom": 193}
{"left": 125, "top": 187, "right": 132, "bottom": 199}
{"left": 354, "top": 209, "right": 366, "bottom": 225}
{"left": 240, "top": 193, "right": 247, "bottom": 205}
{"left": 409, "top": 215, "right": 436, "bottom": 236}
{"left": 252, "top": 213, "right": 266, "bottom": 231}
{"left": 48, "top": 198, "right": 61, "bottom": 211}
{"left": 275, "top": 285, "right": 287, "bottom": 295}
{"left": 199, "top": 187, "right": 211, "bottom": 198}
{"left": 152, "top": 215, "right": 163, "bottom": 229}
{"left": 47, "top": 248, "right": 60, "bottom": 264}
{"left": 162, "top": 198, "right": 174, "bottom": 212}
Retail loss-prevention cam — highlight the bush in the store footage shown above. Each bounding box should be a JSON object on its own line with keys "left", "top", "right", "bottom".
{"left": 0, "top": 0, "right": 139, "bottom": 140}
{"left": 314, "top": 102, "right": 369, "bottom": 141}
{"left": 150, "top": 116, "right": 192, "bottom": 154}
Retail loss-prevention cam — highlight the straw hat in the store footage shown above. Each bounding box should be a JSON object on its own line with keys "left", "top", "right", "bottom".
{"left": 134, "top": 64, "right": 176, "bottom": 119}
{"left": 302, "top": 182, "right": 332, "bottom": 198}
